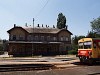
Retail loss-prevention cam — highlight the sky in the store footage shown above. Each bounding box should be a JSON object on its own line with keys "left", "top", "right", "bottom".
{"left": 0, "top": 0, "right": 100, "bottom": 40}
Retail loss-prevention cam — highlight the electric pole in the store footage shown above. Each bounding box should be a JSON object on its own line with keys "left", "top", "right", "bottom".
{"left": 32, "top": 18, "right": 34, "bottom": 56}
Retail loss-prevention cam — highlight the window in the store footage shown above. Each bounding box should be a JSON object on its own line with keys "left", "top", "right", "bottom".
{"left": 53, "top": 37, "right": 57, "bottom": 41}
{"left": 41, "top": 36, "right": 44, "bottom": 41}
{"left": 19, "top": 35, "right": 24, "bottom": 40}
{"left": 78, "top": 42, "right": 83, "bottom": 49}
{"left": 28, "top": 35, "right": 33, "bottom": 41}
{"left": 65, "top": 37, "right": 68, "bottom": 41}
{"left": 84, "top": 41, "right": 92, "bottom": 49}
{"left": 47, "top": 36, "right": 50, "bottom": 41}
{"left": 60, "top": 36, "right": 63, "bottom": 41}
{"left": 98, "top": 42, "right": 100, "bottom": 47}
{"left": 35, "top": 36, "right": 38, "bottom": 41}
{"left": 93, "top": 42, "right": 96, "bottom": 49}
{"left": 12, "top": 35, "right": 16, "bottom": 40}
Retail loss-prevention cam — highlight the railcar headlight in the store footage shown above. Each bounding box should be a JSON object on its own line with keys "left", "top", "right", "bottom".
{"left": 88, "top": 51, "right": 92, "bottom": 55}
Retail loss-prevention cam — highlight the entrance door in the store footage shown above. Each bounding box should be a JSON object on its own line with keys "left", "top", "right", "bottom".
{"left": 46, "top": 45, "right": 51, "bottom": 56}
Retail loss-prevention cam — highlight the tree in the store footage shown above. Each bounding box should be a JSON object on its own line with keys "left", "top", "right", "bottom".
{"left": 86, "top": 31, "right": 96, "bottom": 38}
{"left": 69, "top": 35, "right": 85, "bottom": 55}
{"left": 91, "top": 17, "right": 100, "bottom": 33}
{"left": 57, "top": 13, "right": 66, "bottom": 29}
{"left": 72, "top": 35, "right": 85, "bottom": 45}
{"left": 3, "top": 40, "right": 8, "bottom": 51}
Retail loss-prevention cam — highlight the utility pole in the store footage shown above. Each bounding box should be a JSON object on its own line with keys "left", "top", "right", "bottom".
{"left": 32, "top": 18, "right": 34, "bottom": 56}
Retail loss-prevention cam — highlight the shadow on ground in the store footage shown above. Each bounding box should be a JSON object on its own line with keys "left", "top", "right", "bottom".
{"left": 72, "top": 61, "right": 100, "bottom": 66}
{"left": 88, "top": 73, "right": 100, "bottom": 75}
{"left": 0, "top": 64, "right": 55, "bottom": 72}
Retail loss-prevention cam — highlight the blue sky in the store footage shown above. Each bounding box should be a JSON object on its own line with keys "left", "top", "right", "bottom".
{"left": 0, "top": 0, "right": 100, "bottom": 39}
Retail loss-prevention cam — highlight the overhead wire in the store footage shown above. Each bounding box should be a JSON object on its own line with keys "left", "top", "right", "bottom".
{"left": 34, "top": 0, "right": 50, "bottom": 19}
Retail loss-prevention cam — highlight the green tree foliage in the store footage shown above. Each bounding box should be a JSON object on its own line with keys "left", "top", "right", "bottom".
{"left": 91, "top": 17, "right": 100, "bottom": 32}
{"left": 69, "top": 35, "right": 85, "bottom": 55}
{"left": 72, "top": 35, "right": 85, "bottom": 45}
{"left": 87, "top": 17, "right": 100, "bottom": 38}
{"left": 0, "top": 46, "right": 3, "bottom": 51}
{"left": 57, "top": 13, "right": 66, "bottom": 29}
{"left": 86, "top": 31, "right": 96, "bottom": 38}
{"left": 3, "top": 40, "right": 8, "bottom": 51}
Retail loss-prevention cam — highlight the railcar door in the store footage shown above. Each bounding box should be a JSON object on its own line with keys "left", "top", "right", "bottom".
{"left": 93, "top": 40, "right": 100, "bottom": 58}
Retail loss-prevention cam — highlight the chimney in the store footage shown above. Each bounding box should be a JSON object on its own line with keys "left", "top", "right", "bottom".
{"left": 53, "top": 25, "right": 55, "bottom": 28}
{"left": 46, "top": 25, "right": 47, "bottom": 28}
{"left": 37, "top": 24, "right": 39, "bottom": 27}
{"left": 14, "top": 24, "right": 16, "bottom": 27}
{"left": 66, "top": 25, "right": 68, "bottom": 30}
{"left": 42, "top": 24, "right": 43, "bottom": 27}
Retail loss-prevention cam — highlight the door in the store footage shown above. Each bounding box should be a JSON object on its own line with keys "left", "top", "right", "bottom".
{"left": 97, "top": 41, "right": 100, "bottom": 58}
{"left": 93, "top": 41, "right": 100, "bottom": 58}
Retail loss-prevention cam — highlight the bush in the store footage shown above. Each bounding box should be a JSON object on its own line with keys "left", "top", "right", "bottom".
{"left": 0, "top": 46, "right": 4, "bottom": 55}
{"left": 0, "top": 51, "right": 4, "bottom": 55}
{"left": 68, "top": 50, "right": 78, "bottom": 55}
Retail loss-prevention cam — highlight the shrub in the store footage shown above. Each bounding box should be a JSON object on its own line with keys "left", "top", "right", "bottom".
{"left": 68, "top": 50, "right": 78, "bottom": 55}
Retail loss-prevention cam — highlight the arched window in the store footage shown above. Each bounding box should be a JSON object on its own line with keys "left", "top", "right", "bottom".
{"left": 47, "top": 36, "right": 50, "bottom": 41}
{"left": 60, "top": 36, "right": 63, "bottom": 41}
{"left": 41, "top": 36, "right": 44, "bottom": 41}
{"left": 12, "top": 35, "right": 16, "bottom": 40}
{"left": 27, "top": 35, "right": 33, "bottom": 41}
{"left": 53, "top": 37, "right": 57, "bottom": 41}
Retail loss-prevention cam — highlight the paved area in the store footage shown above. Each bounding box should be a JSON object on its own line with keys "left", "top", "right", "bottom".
{"left": 0, "top": 53, "right": 79, "bottom": 68}
{"left": 0, "top": 64, "right": 100, "bottom": 75}
{"left": 0, "top": 53, "right": 100, "bottom": 75}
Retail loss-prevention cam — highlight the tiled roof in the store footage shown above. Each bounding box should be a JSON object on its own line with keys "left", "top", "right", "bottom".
{"left": 7, "top": 26, "right": 72, "bottom": 35}
{"left": 23, "top": 27, "right": 62, "bottom": 34}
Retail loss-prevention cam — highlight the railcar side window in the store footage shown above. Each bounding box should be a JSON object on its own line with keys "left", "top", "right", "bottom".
{"left": 98, "top": 42, "right": 100, "bottom": 47}
{"left": 93, "top": 42, "right": 96, "bottom": 49}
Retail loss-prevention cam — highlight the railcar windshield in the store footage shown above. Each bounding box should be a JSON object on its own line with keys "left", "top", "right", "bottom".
{"left": 84, "top": 41, "right": 92, "bottom": 49}
{"left": 78, "top": 41, "right": 92, "bottom": 49}
{"left": 78, "top": 42, "right": 83, "bottom": 49}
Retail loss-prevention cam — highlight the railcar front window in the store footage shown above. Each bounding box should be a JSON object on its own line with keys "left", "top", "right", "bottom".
{"left": 84, "top": 41, "right": 92, "bottom": 49}
{"left": 78, "top": 43, "right": 83, "bottom": 49}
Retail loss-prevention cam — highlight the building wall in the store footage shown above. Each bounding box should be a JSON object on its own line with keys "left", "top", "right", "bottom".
{"left": 9, "top": 28, "right": 26, "bottom": 41}
{"left": 58, "top": 30, "right": 71, "bottom": 52}
{"left": 58, "top": 30, "right": 71, "bottom": 42}
{"left": 8, "top": 43, "right": 60, "bottom": 56}
{"left": 8, "top": 27, "right": 72, "bottom": 56}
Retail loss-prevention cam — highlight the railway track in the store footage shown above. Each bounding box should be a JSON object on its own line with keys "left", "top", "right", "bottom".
{"left": 0, "top": 64, "right": 54, "bottom": 72}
